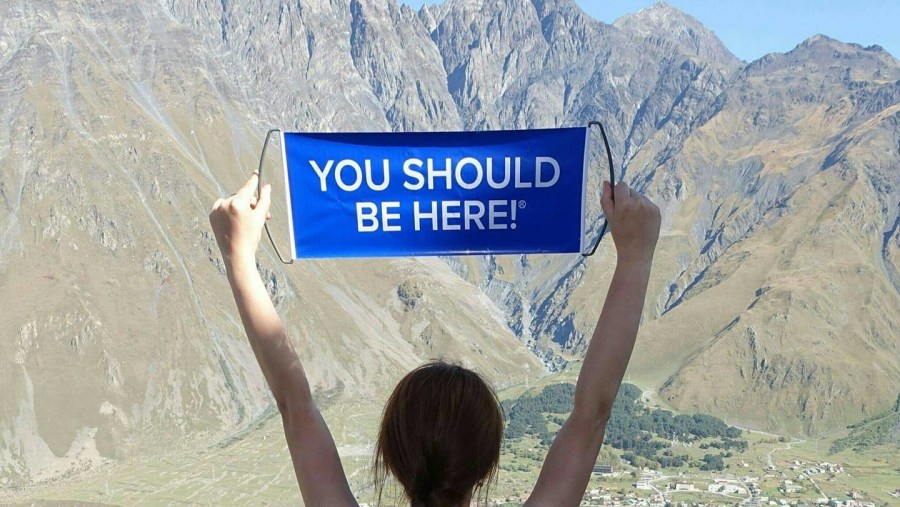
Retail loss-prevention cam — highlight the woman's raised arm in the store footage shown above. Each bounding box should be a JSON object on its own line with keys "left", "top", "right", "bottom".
{"left": 210, "top": 173, "right": 357, "bottom": 506}
{"left": 527, "top": 181, "right": 661, "bottom": 507}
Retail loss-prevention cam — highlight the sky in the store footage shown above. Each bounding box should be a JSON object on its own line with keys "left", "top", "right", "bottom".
{"left": 400, "top": 0, "right": 900, "bottom": 62}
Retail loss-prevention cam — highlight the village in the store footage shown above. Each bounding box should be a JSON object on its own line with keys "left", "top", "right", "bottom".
{"left": 476, "top": 458, "right": 889, "bottom": 507}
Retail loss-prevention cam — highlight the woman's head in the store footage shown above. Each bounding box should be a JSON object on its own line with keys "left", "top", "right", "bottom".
{"left": 374, "top": 361, "right": 504, "bottom": 507}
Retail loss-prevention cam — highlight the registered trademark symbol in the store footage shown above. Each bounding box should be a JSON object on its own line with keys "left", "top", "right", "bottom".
{"left": 518, "top": 200, "right": 526, "bottom": 209}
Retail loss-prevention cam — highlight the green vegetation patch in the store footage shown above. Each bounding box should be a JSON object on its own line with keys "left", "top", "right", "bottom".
{"left": 830, "top": 393, "right": 900, "bottom": 454}
{"left": 501, "top": 382, "right": 747, "bottom": 470}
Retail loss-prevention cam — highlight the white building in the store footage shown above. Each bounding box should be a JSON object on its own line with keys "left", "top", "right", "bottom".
{"left": 782, "top": 479, "right": 802, "bottom": 493}
{"left": 708, "top": 483, "right": 747, "bottom": 495}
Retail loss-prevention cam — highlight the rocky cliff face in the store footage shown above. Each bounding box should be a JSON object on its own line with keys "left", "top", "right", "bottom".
{"left": 0, "top": 0, "right": 898, "bottom": 489}
{"left": 0, "top": 0, "right": 541, "bottom": 488}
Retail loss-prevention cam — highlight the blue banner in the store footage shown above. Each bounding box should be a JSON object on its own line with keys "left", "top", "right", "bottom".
{"left": 279, "top": 127, "right": 589, "bottom": 258}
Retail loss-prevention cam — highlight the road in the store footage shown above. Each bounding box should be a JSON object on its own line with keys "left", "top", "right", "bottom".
{"left": 766, "top": 437, "right": 805, "bottom": 471}
{"left": 803, "top": 471, "right": 828, "bottom": 502}
{"left": 765, "top": 437, "right": 830, "bottom": 502}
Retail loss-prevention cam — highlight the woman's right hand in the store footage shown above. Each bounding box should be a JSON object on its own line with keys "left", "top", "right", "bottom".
{"left": 209, "top": 172, "right": 272, "bottom": 265}
{"left": 600, "top": 180, "right": 661, "bottom": 266}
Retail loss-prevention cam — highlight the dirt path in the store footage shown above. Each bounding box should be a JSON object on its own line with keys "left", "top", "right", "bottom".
{"left": 766, "top": 438, "right": 805, "bottom": 471}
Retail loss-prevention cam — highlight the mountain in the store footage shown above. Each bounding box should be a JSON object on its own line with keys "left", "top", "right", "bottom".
{"left": 644, "top": 34, "right": 900, "bottom": 435}
{"left": 614, "top": 2, "right": 741, "bottom": 67}
{"left": 0, "top": 0, "right": 898, "bottom": 493}
{"left": 0, "top": 0, "right": 542, "bottom": 488}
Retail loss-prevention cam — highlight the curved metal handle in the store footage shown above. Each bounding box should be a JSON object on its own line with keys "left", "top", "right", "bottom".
{"left": 258, "top": 129, "right": 294, "bottom": 264}
{"left": 582, "top": 120, "right": 616, "bottom": 257}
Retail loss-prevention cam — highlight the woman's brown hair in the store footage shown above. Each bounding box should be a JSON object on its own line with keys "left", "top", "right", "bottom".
{"left": 373, "top": 361, "right": 504, "bottom": 507}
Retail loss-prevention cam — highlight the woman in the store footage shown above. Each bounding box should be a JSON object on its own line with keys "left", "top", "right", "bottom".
{"left": 209, "top": 173, "right": 660, "bottom": 506}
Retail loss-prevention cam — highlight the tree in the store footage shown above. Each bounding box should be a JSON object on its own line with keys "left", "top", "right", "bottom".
{"left": 700, "top": 453, "right": 725, "bottom": 471}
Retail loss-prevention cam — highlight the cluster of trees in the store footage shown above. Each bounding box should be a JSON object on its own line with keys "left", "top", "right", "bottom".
{"left": 700, "top": 453, "right": 726, "bottom": 471}
{"left": 502, "top": 383, "right": 575, "bottom": 444}
{"left": 700, "top": 437, "right": 748, "bottom": 452}
{"left": 829, "top": 395, "right": 900, "bottom": 454}
{"left": 602, "top": 383, "right": 744, "bottom": 468}
{"left": 503, "top": 382, "right": 746, "bottom": 469}
{"left": 623, "top": 409, "right": 742, "bottom": 440}
{"left": 621, "top": 449, "right": 687, "bottom": 469}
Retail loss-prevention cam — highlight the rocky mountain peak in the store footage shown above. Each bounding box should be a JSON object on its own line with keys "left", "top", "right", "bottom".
{"left": 745, "top": 32, "right": 900, "bottom": 81}
{"left": 418, "top": 2, "right": 438, "bottom": 31}
{"left": 794, "top": 33, "right": 898, "bottom": 63}
{"left": 802, "top": 33, "right": 841, "bottom": 47}
{"left": 614, "top": 1, "right": 740, "bottom": 67}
